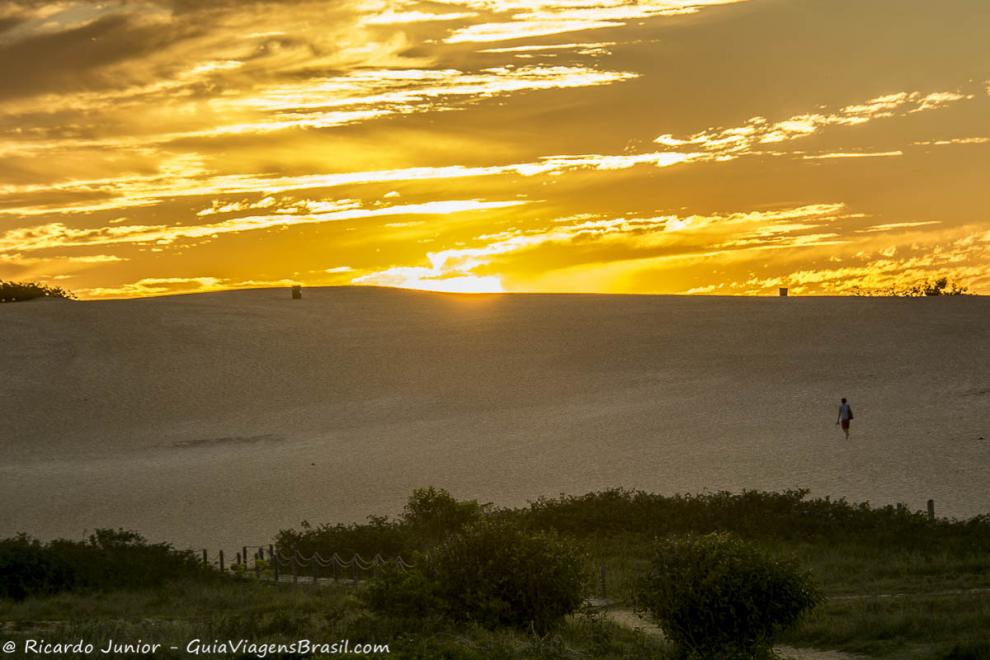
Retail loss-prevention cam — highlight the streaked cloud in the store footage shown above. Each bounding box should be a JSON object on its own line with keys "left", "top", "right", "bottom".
{"left": 654, "top": 91, "right": 973, "bottom": 159}
{"left": 355, "top": 204, "right": 850, "bottom": 290}
{"left": 0, "top": 64, "right": 637, "bottom": 160}
{"left": 362, "top": 10, "right": 477, "bottom": 25}
{"left": 354, "top": 199, "right": 990, "bottom": 296}
{"left": 0, "top": 149, "right": 692, "bottom": 218}
{"left": 0, "top": 199, "right": 526, "bottom": 252}
{"left": 478, "top": 41, "right": 617, "bottom": 54}
{"left": 4, "top": 86, "right": 957, "bottom": 219}
{"left": 77, "top": 276, "right": 226, "bottom": 299}
{"left": 443, "top": 0, "right": 746, "bottom": 43}
{"left": 198, "top": 64, "right": 639, "bottom": 135}
{"left": 0, "top": 253, "right": 125, "bottom": 266}
{"left": 801, "top": 151, "right": 903, "bottom": 160}
{"left": 772, "top": 235, "right": 990, "bottom": 295}
{"left": 859, "top": 221, "right": 941, "bottom": 233}
{"left": 707, "top": 224, "right": 990, "bottom": 295}
{"left": 913, "top": 137, "right": 989, "bottom": 146}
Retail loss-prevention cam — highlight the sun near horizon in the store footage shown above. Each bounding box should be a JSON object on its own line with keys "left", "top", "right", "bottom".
{"left": 2, "top": 1, "right": 988, "bottom": 300}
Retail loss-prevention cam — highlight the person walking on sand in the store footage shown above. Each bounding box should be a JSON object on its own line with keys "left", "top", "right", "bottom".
{"left": 836, "top": 398, "right": 853, "bottom": 439}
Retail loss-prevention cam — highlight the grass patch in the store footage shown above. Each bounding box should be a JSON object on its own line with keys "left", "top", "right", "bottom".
{"left": 780, "top": 591, "right": 990, "bottom": 659}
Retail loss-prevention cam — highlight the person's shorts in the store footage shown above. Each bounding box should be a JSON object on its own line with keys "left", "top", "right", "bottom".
{"left": 841, "top": 420, "right": 850, "bottom": 430}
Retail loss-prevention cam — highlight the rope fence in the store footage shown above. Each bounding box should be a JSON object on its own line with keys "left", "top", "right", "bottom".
{"left": 198, "top": 546, "right": 613, "bottom": 604}
{"left": 199, "top": 545, "right": 418, "bottom": 584}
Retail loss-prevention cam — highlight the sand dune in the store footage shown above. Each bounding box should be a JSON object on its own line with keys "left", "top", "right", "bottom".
{"left": 2, "top": 287, "right": 989, "bottom": 550}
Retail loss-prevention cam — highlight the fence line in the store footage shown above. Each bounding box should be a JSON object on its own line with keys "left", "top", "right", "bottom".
{"left": 199, "top": 546, "right": 610, "bottom": 600}
{"left": 200, "top": 545, "right": 417, "bottom": 583}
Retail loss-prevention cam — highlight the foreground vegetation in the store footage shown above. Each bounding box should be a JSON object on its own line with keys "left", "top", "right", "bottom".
{"left": 0, "top": 280, "right": 75, "bottom": 303}
{"left": 0, "top": 578, "right": 670, "bottom": 659}
{"left": 3, "top": 489, "right": 990, "bottom": 658}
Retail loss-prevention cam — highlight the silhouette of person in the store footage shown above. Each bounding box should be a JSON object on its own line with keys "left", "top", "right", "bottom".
{"left": 836, "top": 398, "right": 853, "bottom": 439}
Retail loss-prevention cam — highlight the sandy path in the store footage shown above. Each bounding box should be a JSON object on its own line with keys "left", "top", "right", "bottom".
{"left": 604, "top": 609, "right": 862, "bottom": 660}
{"left": 2, "top": 288, "right": 988, "bottom": 550}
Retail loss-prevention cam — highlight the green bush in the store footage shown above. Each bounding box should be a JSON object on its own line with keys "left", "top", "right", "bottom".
{"left": 430, "top": 519, "right": 586, "bottom": 633}
{"left": 363, "top": 561, "right": 445, "bottom": 620}
{"left": 401, "top": 487, "right": 486, "bottom": 546}
{"left": 0, "top": 280, "right": 75, "bottom": 303}
{"left": 0, "top": 529, "right": 207, "bottom": 601}
{"left": 0, "top": 535, "right": 76, "bottom": 600}
{"left": 635, "top": 533, "right": 819, "bottom": 659}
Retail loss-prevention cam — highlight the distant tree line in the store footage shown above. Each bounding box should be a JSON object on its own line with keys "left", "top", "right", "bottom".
{"left": 851, "top": 276, "right": 970, "bottom": 297}
{"left": 0, "top": 280, "right": 76, "bottom": 303}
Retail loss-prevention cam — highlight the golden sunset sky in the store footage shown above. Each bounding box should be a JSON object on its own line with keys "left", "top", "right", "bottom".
{"left": 1, "top": 0, "right": 988, "bottom": 297}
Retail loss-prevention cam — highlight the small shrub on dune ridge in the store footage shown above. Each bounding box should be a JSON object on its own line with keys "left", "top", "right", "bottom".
{"left": 850, "top": 276, "right": 970, "bottom": 297}
{"left": 0, "top": 280, "right": 75, "bottom": 303}
{"left": 635, "top": 532, "right": 819, "bottom": 659}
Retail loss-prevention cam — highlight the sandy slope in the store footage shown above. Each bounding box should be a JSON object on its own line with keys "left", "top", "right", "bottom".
{"left": 2, "top": 287, "right": 988, "bottom": 550}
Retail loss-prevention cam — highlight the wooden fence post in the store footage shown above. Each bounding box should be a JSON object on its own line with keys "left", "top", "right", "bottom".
{"left": 219, "top": 550, "right": 225, "bottom": 573}
{"left": 271, "top": 547, "right": 279, "bottom": 583}
{"left": 927, "top": 499, "right": 935, "bottom": 521}
{"left": 202, "top": 549, "right": 208, "bottom": 568}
